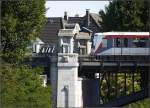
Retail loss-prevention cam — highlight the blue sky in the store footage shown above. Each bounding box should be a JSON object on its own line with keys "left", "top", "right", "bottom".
{"left": 45, "top": 1, "right": 110, "bottom": 17}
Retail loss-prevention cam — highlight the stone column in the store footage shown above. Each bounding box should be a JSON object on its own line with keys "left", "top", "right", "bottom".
{"left": 50, "top": 56, "right": 58, "bottom": 108}
{"left": 87, "top": 41, "right": 92, "bottom": 54}
{"left": 57, "top": 53, "right": 83, "bottom": 107}
{"left": 70, "top": 37, "right": 74, "bottom": 53}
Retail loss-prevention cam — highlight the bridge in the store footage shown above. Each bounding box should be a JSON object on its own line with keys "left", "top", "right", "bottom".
{"left": 78, "top": 55, "right": 149, "bottom": 107}
{"left": 26, "top": 29, "right": 150, "bottom": 107}
{"left": 24, "top": 54, "right": 149, "bottom": 107}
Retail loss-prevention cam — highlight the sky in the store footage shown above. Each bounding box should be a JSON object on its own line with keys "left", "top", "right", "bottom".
{"left": 45, "top": 1, "right": 110, "bottom": 17}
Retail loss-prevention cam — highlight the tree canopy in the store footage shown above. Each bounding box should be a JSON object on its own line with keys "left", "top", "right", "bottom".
{"left": 1, "top": 0, "right": 46, "bottom": 63}
{"left": 99, "top": 0, "right": 149, "bottom": 32}
{"left": 1, "top": 0, "right": 52, "bottom": 107}
{"left": 0, "top": 63, "right": 52, "bottom": 108}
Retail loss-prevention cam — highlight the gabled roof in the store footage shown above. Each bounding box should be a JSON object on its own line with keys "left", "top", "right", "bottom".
{"left": 58, "top": 29, "right": 74, "bottom": 37}
{"left": 82, "top": 27, "right": 93, "bottom": 33}
{"left": 68, "top": 17, "right": 83, "bottom": 24}
{"left": 40, "top": 17, "right": 63, "bottom": 44}
{"left": 58, "top": 23, "right": 81, "bottom": 37}
{"left": 67, "top": 13, "right": 102, "bottom": 28}
{"left": 39, "top": 11, "right": 101, "bottom": 44}
{"left": 90, "top": 13, "right": 102, "bottom": 28}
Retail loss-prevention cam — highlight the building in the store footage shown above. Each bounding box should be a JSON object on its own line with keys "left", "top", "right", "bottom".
{"left": 34, "top": 9, "right": 102, "bottom": 55}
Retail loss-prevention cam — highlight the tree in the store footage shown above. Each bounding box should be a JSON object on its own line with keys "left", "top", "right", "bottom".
{"left": 99, "top": 0, "right": 149, "bottom": 32}
{"left": 1, "top": 1, "right": 52, "bottom": 107}
{"left": 125, "top": 98, "right": 150, "bottom": 108}
{"left": 0, "top": 63, "right": 52, "bottom": 108}
{"left": 1, "top": 0, "right": 46, "bottom": 63}
{"left": 98, "top": 0, "right": 149, "bottom": 104}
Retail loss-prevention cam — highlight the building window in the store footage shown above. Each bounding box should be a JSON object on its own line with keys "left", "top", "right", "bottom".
{"left": 63, "top": 37, "right": 70, "bottom": 44}
{"left": 60, "top": 37, "right": 71, "bottom": 53}
{"left": 62, "top": 44, "right": 70, "bottom": 53}
{"left": 80, "top": 40, "right": 86, "bottom": 46}
{"left": 79, "top": 47, "right": 86, "bottom": 55}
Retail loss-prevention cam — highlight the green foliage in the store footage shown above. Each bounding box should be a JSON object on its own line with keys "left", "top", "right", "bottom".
{"left": 99, "top": 0, "right": 149, "bottom": 103}
{"left": 100, "top": 72, "right": 141, "bottom": 103}
{"left": 124, "top": 98, "right": 150, "bottom": 108}
{"left": 1, "top": 1, "right": 52, "bottom": 107}
{"left": 1, "top": 0, "right": 46, "bottom": 63}
{"left": 0, "top": 63, "right": 52, "bottom": 108}
{"left": 99, "top": 0, "right": 149, "bottom": 31}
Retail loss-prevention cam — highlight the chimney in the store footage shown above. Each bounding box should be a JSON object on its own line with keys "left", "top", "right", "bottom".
{"left": 64, "top": 11, "right": 68, "bottom": 21}
{"left": 86, "top": 9, "right": 90, "bottom": 27}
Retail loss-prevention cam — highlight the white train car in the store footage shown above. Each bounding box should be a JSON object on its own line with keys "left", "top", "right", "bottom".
{"left": 93, "top": 32, "right": 150, "bottom": 59}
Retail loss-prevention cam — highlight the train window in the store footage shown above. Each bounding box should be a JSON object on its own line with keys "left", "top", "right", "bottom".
{"left": 116, "top": 38, "right": 121, "bottom": 47}
{"left": 124, "top": 38, "right": 128, "bottom": 47}
{"left": 102, "top": 39, "right": 107, "bottom": 47}
{"left": 133, "top": 38, "right": 146, "bottom": 47}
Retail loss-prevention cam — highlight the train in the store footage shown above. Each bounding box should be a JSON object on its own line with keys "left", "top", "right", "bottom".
{"left": 92, "top": 32, "right": 150, "bottom": 60}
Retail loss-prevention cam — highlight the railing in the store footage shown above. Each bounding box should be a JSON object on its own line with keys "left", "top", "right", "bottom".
{"left": 98, "top": 70, "right": 143, "bottom": 105}
{"left": 32, "top": 44, "right": 56, "bottom": 57}
{"left": 78, "top": 55, "right": 99, "bottom": 62}
{"left": 79, "top": 55, "right": 149, "bottom": 106}
{"left": 78, "top": 55, "right": 149, "bottom": 63}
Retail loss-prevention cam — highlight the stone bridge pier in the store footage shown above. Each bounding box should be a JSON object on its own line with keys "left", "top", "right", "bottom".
{"left": 57, "top": 53, "right": 83, "bottom": 107}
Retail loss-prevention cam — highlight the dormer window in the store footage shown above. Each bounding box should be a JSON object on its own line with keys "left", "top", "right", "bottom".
{"left": 58, "top": 33, "right": 74, "bottom": 53}
{"left": 62, "top": 44, "right": 70, "bottom": 53}
{"left": 60, "top": 37, "right": 71, "bottom": 53}
{"left": 58, "top": 23, "right": 81, "bottom": 54}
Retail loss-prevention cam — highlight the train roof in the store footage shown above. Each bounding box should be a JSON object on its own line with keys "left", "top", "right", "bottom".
{"left": 95, "top": 32, "right": 149, "bottom": 36}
